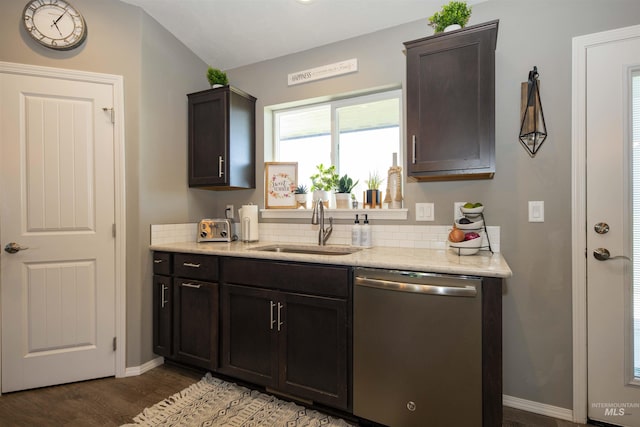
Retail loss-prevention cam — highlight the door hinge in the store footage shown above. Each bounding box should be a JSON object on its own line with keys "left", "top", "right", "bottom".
{"left": 112, "top": 223, "right": 116, "bottom": 238}
{"left": 113, "top": 337, "right": 117, "bottom": 351}
{"left": 102, "top": 107, "right": 115, "bottom": 124}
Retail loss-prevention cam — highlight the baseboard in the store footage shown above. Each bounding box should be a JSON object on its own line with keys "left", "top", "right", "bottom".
{"left": 124, "top": 356, "right": 164, "bottom": 377}
{"left": 503, "top": 394, "right": 574, "bottom": 422}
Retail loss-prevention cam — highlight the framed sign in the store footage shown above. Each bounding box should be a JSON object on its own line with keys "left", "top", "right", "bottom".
{"left": 265, "top": 162, "right": 297, "bottom": 209}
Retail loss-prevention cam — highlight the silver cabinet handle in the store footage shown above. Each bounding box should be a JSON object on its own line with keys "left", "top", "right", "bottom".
{"left": 355, "top": 276, "right": 477, "bottom": 297}
{"left": 161, "top": 284, "right": 169, "bottom": 308}
{"left": 412, "top": 135, "right": 417, "bottom": 164}
{"left": 181, "top": 282, "right": 201, "bottom": 288}
{"left": 4, "top": 242, "right": 29, "bottom": 254}
{"left": 218, "top": 155, "right": 224, "bottom": 178}
{"left": 270, "top": 301, "right": 276, "bottom": 330}
{"left": 153, "top": 259, "right": 164, "bottom": 264}
{"left": 183, "top": 262, "right": 201, "bottom": 268}
{"left": 593, "top": 247, "right": 631, "bottom": 261}
{"left": 277, "top": 302, "right": 284, "bottom": 331}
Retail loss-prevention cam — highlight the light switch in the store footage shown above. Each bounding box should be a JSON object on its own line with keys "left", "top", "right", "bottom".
{"left": 529, "top": 201, "right": 544, "bottom": 222}
{"left": 416, "top": 203, "right": 434, "bottom": 221}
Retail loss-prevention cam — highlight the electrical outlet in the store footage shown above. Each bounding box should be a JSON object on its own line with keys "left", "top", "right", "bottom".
{"left": 454, "top": 202, "right": 465, "bottom": 221}
{"left": 225, "top": 204, "right": 234, "bottom": 220}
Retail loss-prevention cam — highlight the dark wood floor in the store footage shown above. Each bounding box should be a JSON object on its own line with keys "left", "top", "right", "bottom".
{"left": 0, "top": 363, "right": 589, "bottom": 426}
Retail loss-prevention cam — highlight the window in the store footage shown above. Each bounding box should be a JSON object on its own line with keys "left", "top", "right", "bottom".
{"left": 274, "top": 90, "right": 401, "bottom": 199}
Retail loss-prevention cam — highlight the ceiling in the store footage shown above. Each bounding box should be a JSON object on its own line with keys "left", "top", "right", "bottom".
{"left": 121, "top": 0, "right": 487, "bottom": 71}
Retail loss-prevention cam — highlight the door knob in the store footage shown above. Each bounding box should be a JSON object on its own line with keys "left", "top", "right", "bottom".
{"left": 593, "top": 247, "right": 630, "bottom": 261}
{"left": 4, "top": 242, "right": 29, "bottom": 254}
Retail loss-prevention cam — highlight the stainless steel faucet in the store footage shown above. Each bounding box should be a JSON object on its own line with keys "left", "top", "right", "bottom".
{"left": 311, "top": 199, "right": 333, "bottom": 245}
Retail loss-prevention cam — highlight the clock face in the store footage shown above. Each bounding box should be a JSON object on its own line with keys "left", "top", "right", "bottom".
{"left": 23, "top": 0, "right": 87, "bottom": 50}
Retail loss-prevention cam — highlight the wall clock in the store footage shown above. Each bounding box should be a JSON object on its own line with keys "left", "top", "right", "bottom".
{"left": 22, "top": 0, "right": 87, "bottom": 50}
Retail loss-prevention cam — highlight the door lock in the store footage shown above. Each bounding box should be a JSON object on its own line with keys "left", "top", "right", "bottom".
{"left": 594, "top": 222, "right": 610, "bottom": 234}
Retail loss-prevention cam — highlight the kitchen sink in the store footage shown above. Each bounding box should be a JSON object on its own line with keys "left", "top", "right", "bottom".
{"left": 253, "top": 244, "right": 361, "bottom": 256}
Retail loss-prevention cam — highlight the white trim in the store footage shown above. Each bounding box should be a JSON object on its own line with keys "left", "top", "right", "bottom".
{"left": 571, "top": 24, "right": 640, "bottom": 425}
{"left": 260, "top": 208, "right": 408, "bottom": 220}
{"left": 503, "top": 394, "right": 573, "bottom": 422}
{"left": 124, "top": 357, "right": 164, "bottom": 377}
{"left": 0, "top": 61, "right": 127, "bottom": 384}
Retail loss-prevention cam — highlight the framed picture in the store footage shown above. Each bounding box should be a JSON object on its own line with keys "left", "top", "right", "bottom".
{"left": 265, "top": 162, "right": 297, "bottom": 209}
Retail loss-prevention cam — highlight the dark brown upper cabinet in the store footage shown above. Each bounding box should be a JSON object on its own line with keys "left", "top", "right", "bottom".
{"left": 187, "top": 86, "right": 256, "bottom": 189}
{"left": 405, "top": 20, "right": 498, "bottom": 181}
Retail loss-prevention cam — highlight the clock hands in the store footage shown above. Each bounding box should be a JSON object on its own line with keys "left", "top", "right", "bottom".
{"left": 50, "top": 9, "right": 67, "bottom": 37}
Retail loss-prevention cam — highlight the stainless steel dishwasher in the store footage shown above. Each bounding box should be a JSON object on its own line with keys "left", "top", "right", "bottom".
{"left": 353, "top": 267, "right": 482, "bottom": 427}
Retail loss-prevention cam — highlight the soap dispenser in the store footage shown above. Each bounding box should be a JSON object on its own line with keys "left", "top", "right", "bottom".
{"left": 351, "top": 214, "right": 362, "bottom": 246}
{"left": 361, "top": 214, "right": 372, "bottom": 248}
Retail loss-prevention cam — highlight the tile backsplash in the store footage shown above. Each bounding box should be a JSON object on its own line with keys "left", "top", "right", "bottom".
{"left": 151, "top": 222, "right": 500, "bottom": 252}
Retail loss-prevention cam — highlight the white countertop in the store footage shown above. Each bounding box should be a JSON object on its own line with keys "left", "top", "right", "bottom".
{"left": 150, "top": 241, "right": 512, "bottom": 278}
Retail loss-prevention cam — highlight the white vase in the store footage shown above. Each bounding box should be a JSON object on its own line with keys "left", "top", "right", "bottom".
{"left": 294, "top": 193, "right": 308, "bottom": 209}
{"left": 444, "top": 24, "right": 462, "bottom": 32}
{"left": 312, "top": 190, "right": 330, "bottom": 208}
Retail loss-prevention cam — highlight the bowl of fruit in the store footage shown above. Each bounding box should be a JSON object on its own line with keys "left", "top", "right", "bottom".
{"left": 460, "top": 202, "right": 484, "bottom": 217}
{"left": 448, "top": 230, "right": 483, "bottom": 255}
{"left": 455, "top": 216, "right": 484, "bottom": 230}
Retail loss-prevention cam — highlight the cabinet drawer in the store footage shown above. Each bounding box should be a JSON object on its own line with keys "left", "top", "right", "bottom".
{"left": 174, "top": 253, "right": 218, "bottom": 281}
{"left": 153, "top": 252, "right": 172, "bottom": 275}
{"left": 221, "top": 257, "right": 350, "bottom": 298}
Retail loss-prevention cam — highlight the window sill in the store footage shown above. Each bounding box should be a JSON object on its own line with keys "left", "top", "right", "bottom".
{"left": 260, "top": 208, "right": 408, "bottom": 220}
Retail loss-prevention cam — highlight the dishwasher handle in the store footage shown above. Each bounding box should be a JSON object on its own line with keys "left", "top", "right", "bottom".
{"left": 355, "top": 276, "right": 477, "bottom": 297}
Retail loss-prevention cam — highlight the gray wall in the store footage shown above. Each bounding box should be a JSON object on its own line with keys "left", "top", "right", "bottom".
{"left": 2, "top": 0, "right": 640, "bottom": 411}
{"left": 0, "top": 0, "right": 213, "bottom": 366}
{"left": 217, "top": 0, "right": 640, "bottom": 410}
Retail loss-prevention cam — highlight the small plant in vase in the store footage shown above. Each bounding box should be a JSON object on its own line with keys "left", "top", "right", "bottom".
{"left": 207, "top": 66, "right": 229, "bottom": 88}
{"left": 335, "top": 174, "right": 359, "bottom": 209}
{"left": 294, "top": 184, "right": 309, "bottom": 209}
{"left": 310, "top": 164, "right": 339, "bottom": 208}
{"left": 364, "top": 171, "right": 384, "bottom": 208}
{"left": 428, "top": 1, "right": 472, "bottom": 33}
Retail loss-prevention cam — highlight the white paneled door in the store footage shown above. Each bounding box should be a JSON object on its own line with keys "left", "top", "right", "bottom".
{"left": 0, "top": 70, "right": 116, "bottom": 392}
{"left": 584, "top": 26, "right": 640, "bottom": 425}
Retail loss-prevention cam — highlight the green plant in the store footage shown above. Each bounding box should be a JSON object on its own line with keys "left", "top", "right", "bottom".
{"left": 428, "top": 1, "right": 472, "bottom": 33}
{"left": 365, "top": 171, "right": 384, "bottom": 190}
{"left": 206, "top": 66, "right": 229, "bottom": 87}
{"left": 310, "top": 164, "right": 339, "bottom": 192}
{"left": 294, "top": 184, "right": 308, "bottom": 194}
{"left": 336, "top": 174, "right": 359, "bottom": 193}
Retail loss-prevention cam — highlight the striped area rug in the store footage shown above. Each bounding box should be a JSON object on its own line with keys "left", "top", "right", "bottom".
{"left": 123, "top": 373, "right": 352, "bottom": 426}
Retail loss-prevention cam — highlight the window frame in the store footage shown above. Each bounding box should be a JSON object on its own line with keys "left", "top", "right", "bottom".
{"left": 272, "top": 88, "right": 404, "bottom": 176}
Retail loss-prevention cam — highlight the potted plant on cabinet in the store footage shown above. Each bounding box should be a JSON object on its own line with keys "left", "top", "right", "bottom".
{"left": 364, "top": 171, "right": 384, "bottom": 208}
{"left": 310, "top": 163, "right": 339, "bottom": 208}
{"left": 428, "top": 1, "right": 472, "bottom": 33}
{"left": 294, "top": 184, "right": 309, "bottom": 209}
{"left": 207, "top": 66, "right": 229, "bottom": 88}
{"left": 335, "top": 174, "right": 359, "bottom": 209}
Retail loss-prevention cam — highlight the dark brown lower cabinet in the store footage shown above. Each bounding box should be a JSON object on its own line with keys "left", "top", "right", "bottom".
{"left": 172, "top": 278, "right": 219, "bottom": 370}
{"left": 221, "top": 283, "right": 349, "bottom": 410}
{"left": 152, "top": 275, "right": 172, "bottom": 357}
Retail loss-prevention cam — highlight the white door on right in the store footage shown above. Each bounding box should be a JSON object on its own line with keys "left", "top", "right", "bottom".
{"left": 586, "top": 25, "right": 640, "bottom": 425}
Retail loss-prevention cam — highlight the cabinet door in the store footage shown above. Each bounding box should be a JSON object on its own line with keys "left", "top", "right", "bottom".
{"left": 406, "top": 21, "right": 497, "bottom": 180}
{"left": 220, "top": 284, "right": 278, "bottom": 387}
{"left": 189, "top": 89, "right": 228, "bottom": 186}
{"left": 280, "top": 292, "right": 349, "bottom": 410}
{"left": 173, "top": 278, "right": 219, "bottom": 370}
{"left": 152, "top": 275, "right": 172, "bottom": 357}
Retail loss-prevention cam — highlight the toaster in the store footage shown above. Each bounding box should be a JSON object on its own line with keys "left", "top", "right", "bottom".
{"left": 197, "top": 219, "right": 232, "bottom": 242}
